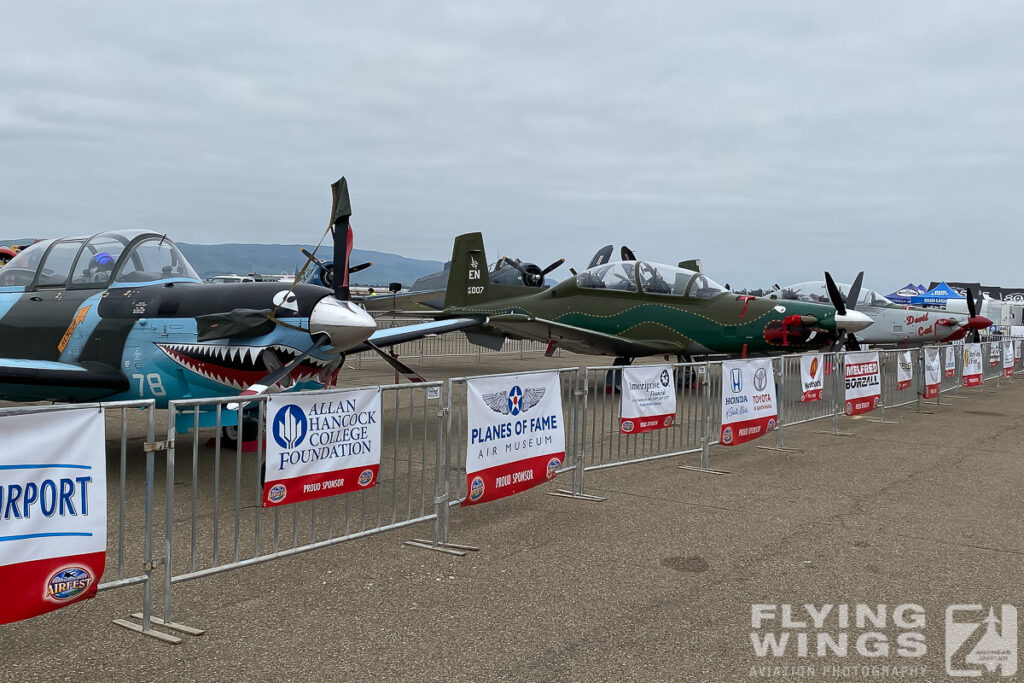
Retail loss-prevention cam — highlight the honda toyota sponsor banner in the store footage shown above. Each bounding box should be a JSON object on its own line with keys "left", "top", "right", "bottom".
{"left": 799, "top": 354, "right": 823, "bottom": 402}
{"left": 464, "top": 371, "right": 564, "bottom": 506}
{"left": 844, "top": 351, "right": 881, "bottom": 416}
{"left": 0, "top": 408, "right": 106, "bottom": 624}
{"left": 962, "top": 343, "right": 983, "bottom": 387}
{"left": 1003, "top": 341, "right": 1014, "bottom": 378}
{"left": 944, "top": 345, "right": 957, "bottom": 379}
{"left": 720, "top": 358, "right": 777, "bottom": 446}
{"left": 263, "top": 388, "right": 382, "bottom": 507}
{"left": 620, "top": 365, "right": 675, "bottom": 434}
{"left": 923, "top": 347, "right": 941, "bottom": 399}
{"left": 896, "top": 350, "right": 913, "bottom": 391}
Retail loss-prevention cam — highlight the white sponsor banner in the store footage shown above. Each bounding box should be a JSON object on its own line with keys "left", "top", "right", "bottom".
{"left": 989, "top": 341, "right": 1000, "bottom": 368}
{"left": 720, "top": 358, "right": 777, "bottom": 446}
{"left": 944, "top": 344, "right": 957, "bottom": 379}
{"left": 799, "top": 354, "right": 824, "bottom": 402}
{"left": 620, "top": 365, "right": 675, "bottom": 434}
{"left": 962, "top": 343, "right": 983, "bottom": 387}
{"left": 844, "top": 351, "right": 881, "bottom": 416}
{"left": 0, "top": 407, "right": 106, "bottom": 624}
{"left": 896, "top": 350, "right": 913, "bottom": 391}
{"left": 1015, "top": 339, "right": 1021, "bottom": 362}
{"left": 263, "top": 388, "right": 382, "bottom": 507}
{"left": 1003, "top": 340, "right": 1014, "bottom": 377}
{"left": 465, "top": 371, "right": 564, "bottom": 506}
{"left": 923, "top": 347, "right": 941, "bottom": 398}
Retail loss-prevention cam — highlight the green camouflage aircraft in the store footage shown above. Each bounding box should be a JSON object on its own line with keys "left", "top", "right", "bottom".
{"left": 430, "top": 233, "right": 872, "bottom": 364}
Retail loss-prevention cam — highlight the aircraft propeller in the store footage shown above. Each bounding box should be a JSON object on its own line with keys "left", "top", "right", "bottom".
{"left": 497, "top": 256, "right": 565, "bottom": 288}
{"left": 825, "top": 270, "right": 865, "bottom": 351}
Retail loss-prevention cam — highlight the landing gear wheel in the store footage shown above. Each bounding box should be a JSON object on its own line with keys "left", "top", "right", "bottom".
{"left": 221, "top": 421, "right": 260, "bottom": 447}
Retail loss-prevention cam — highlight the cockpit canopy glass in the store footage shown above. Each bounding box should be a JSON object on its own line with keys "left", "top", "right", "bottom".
{"left": 574, "top": 261, "right": 728, "bottom": 299}
{"left": 114, "top": 237, "right": 200, "bottom": 283}
{"left": 777, "top": 281, "right": 893, "bottom": 307}
{"left": 0, "top": 240, "right": 53, "bottom": 286}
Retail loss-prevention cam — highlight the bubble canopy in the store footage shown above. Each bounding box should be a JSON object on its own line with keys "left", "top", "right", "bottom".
{"left": 1, "top": 230, "right": 200, "bottom": 288}
{"left": 778, "top": 281, "right": 893, "bottom": 308}
{"left": 575, "top": 261, "right": 728, "bottom": 299}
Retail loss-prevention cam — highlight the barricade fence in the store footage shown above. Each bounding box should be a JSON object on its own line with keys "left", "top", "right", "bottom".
{"left": 4, "top": 339, "right": 1023, "bottom": 643}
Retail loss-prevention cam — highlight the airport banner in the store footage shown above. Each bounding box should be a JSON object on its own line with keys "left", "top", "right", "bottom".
{"left": 619, "top": 365, "right": 675, "bottom": 434}
{"left": 989, "top": 341, "right": 1000, "bottom": 368}
{"left": 896, "top": 350, "right": 913, "bottom": 391}
{"left": 799, "top": 354, "right": 823, "bottom": 402}
{"left": 263, "top": 388, "right": 382, "bottom": 507}
{"left": 844, "top": 351, "right": 881, "bottom": 416}
{"left": 720, "top": 358, "right": 777, "bottom": 447}
{"left": 463, "top": 371, "right": 564, "bottom": 506}
{"left": 0, "top": 408, "right": 106, "bottom": 625}
{"left": 923, "top": 348, "right": 941, "bottom": 399}
{"left": 944, "top": 345, "right": 957, "bottom": 379}
{"left": 1003, "top": 341, "right": 1014, "bottom": 378}
{"left": 962, "top": 343, "right": 983, "bottom": 387}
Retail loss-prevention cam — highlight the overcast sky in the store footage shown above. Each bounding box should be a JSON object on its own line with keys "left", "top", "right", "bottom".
{"left": 2, "top": 2, "right": 1022, "bottom": 291}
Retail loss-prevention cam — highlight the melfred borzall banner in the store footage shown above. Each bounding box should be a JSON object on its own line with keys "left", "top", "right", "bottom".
{"left": 619, "top": 365, "right": 675, "bottom": 434}
{"left": 0, "top": 408, "right": 106, "bottom": 625}
{"left": 464, "top": 371, "right": 564, "bottom": 506}
{"left": 800, "top": 354, "right": 824, "bottom": 402}
{"left": 923, "top": 347, "right": 941, "bottom": 399}
{"left": 844, "top": 351, "right": 881, "bottom": 416}
{"left": 263, "top": 388, "right": 382, "bottom": 507}
{"left": 720, "top": 358, "right": 777, "bottom": 446}
{"left": 962, "top": 343, "right": 983, "bottom": 387}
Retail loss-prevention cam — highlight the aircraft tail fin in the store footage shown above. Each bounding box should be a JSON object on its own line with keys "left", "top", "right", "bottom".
{"left": 444, "top": 232, "right": 492, "bottom": 308}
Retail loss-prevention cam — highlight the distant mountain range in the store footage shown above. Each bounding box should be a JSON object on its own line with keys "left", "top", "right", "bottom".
{"left": 0, "top": 237, "right": 446, "bottom": 287}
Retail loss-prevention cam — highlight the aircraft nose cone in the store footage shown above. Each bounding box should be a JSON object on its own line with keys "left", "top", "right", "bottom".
{"left": 835, "top": 310, "right": 872, "bottom": 333}
{"left": 970, "top": 315, "right": 993, "bottom": 329}
{"left": 309, "top": 296, "right": 376, "bottom": 350}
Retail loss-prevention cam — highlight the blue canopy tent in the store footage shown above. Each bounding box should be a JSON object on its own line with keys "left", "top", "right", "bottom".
{"left": 885, "top": 283, "right": 923, "bottom": 304}
{"left": 910, "top": 282, "right": 965, "bottom": 308}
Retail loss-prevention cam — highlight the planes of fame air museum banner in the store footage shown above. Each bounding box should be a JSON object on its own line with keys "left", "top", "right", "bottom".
{"left": 800, "top": 354, "right": 824, "bottom": 402}
{"left": 619, "top": 365, "right": 675, "bottom": 434}
{"left": 944, "top": 345, "right": 957, "bottom": 379}
{"left": 0, "top": 407, "right": 106, "bottom": 624}
{"left": 962, "top": 343, "right": 983, "bottom": 387}
{"left": 844, "top": 351, "right": 881, "bottom": 416}
{"left": 896, "top": 350, "right": 914, "bottom": 391}
{"left": 923, "top": 347, "right": 941, "bottom": 399}
{"left": 464, "top": 371, "right": 564, "bottom": 506}
{"left": 720, "top": 358, "right": 777, "bottom": 446}
{"left": 263, "top": 388, "right": 382, "bottom": 507}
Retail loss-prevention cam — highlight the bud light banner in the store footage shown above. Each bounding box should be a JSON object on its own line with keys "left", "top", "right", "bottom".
{"left": 944, "top": 344, "right": 957, "bottom": 379}
{"left": 464, "top": 371, "right": 564, "bottom": 506}
{"left": 844, "top": 351, "right": 881, "bottom": 416}
{"left": 0, "top": 408, "right": 106, "bottom": 625}
{"left": 923, "top": 347, "right": 941, "bottom": 399}
{"left": 962, "top": 343, "right": 983, "bottom": 387}
{"left": 1003, "top": 341, "right": 1014, "bottom": 378}
{"left": 619, "top": 365, "right": 675, "bottom": 434}
{"left": 720, "top": 358, "right": 777, "bottom": 447}
{"left": 263, "top": 388, "right": 382, "bottom": 507}
{"left": 799, "top": 354, "right": 823, "bottom": 402}
{"left": 896, "top": 350, "right": 913, "bottom": 391}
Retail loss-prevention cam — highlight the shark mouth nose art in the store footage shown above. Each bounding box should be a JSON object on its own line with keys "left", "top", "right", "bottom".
{"left": 156, "top": 343, "right": 338, "bottom": 390}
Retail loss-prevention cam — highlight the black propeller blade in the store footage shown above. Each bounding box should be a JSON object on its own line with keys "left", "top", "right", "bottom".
{"left": 366, "top": 341, "right": 426, "bottom": 382}
{"left": 965, "top": 288, "right": 981, "bottom": 342}
{"left": 823, "top": 271, "right": 847, "bottom": 316}
{"left": 330, "top": 177, "right": 353, "bottom": 301}
{"left": 846, "top": 271, "right": 864, "bottom": 312}
{"left": 227, "top": 334, "right": 333, "bottom": 409}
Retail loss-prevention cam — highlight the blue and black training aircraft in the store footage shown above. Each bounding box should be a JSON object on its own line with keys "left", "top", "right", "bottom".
{"left": 0, "top": 178, "right": 475, "bottom": 427}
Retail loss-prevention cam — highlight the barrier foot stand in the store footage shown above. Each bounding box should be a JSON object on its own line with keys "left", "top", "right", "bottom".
{"left": 678, "top": 465, "right": 730, "bottom": 475}
{"left": 111, "top": 618, "right": 182, "bottom": 644}
{"left": 865, "top": 418, "right": 900, "bottom": 424}
{"left": 548, "top": 489, "right": 606, "bottom": 502}
{"left": 756, "top": 445, "right": 803, "bottom": 453}
{"left": 815, "top": 430, "right": 856, "bottom": 437}
{"left": 404, "top": 539, "right": 480, "bottom": 556}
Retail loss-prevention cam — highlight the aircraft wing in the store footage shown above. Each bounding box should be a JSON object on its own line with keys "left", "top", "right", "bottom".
{"left": 346, "top": 318, "right": 483, "bottom": 353}
{"left": 0, "top": 358, "right": 129, "bottom": 399}
{"left": 485, "top": 314, "right": 684, "bottom": 357}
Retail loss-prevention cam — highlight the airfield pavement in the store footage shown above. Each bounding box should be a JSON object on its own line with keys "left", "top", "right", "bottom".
{"left": 2, "top": 351, "right": 1023, "bottom": 682}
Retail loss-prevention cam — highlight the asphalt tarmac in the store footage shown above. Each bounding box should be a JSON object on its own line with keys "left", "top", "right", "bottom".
{"left": 2, "top": 352, "right": 1022, "bottom": 682}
